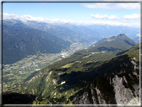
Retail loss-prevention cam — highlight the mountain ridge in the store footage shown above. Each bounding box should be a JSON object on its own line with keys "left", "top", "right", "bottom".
{"left": 3, "top": 24, "right": 71, "bottom": 64}
{"left": 88, "top": 33, "right": 136, "bottom": 53}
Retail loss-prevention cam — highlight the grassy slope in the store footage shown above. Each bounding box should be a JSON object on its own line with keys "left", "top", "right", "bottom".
{"left": 22, "top": 50, "right": 118, "bottom": 103}
{"left": 22, "top": 42, "right": 140, "bottom": 104}
{"left": 68, "top": 43, "right": 140, "bottom": 104}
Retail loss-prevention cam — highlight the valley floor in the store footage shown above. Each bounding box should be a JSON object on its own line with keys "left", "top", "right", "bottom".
{"left": 2, "top": 42, "right": 93, "bottom": 93}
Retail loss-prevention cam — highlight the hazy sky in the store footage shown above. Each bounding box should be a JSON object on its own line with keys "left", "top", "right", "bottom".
{"left": 3, "top": 2, "right": 140, "bottom": 27}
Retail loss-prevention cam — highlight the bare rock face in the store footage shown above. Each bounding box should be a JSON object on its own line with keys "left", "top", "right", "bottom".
{"left": 68, "top": 58, "right": 140, "bottom": 105}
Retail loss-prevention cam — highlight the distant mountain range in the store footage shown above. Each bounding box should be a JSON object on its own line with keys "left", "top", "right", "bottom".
{"left": 86, "top": 24, "right": 139, "bottom": 39}
{"left": 3, "top": 23, "right": 71, "bottom": 64}
{"left": 22, "top": 20, "right": 103, "bottom": 43}
{"left": 133, "top": 36, "right": 141, "bottom": 44}
{"left": 2, "top": 19, "right": 103, "bottom": 64}
{"left": 4, "top": 19, "right": 102, "bottom": 43}
{"left": 24, "top": 21, "right": 140, "bottom": 43}
{"left": 3, "top": 19, "right": 140, "bottom": 43}
{"left": 3, "top": 19, "right": 139, "bottom": 65}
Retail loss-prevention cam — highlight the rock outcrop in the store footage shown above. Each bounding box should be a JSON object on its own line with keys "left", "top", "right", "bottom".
{"left": 68, "top": 58, "right": 140, "bottom": 105}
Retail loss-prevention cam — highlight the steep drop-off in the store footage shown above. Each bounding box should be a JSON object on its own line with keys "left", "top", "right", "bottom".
{"left": 68, "top": 43, "right": 140, "bottom": 105}
{"left": 68, "top": 58, "right": 139, "bottom": 104}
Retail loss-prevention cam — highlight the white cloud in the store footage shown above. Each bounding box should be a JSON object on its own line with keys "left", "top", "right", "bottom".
{"left": 3, "top": 13, "right": 19, "bottom": 19}
{"left": 90, "top": 14, "right": 107, "bottom": 19}
{"left": 90, "top": 13, "right": 140, "bottom": 21}
{"left": 91, "top": 14, "right": 119, "bottom": 20}
{"left": 82, "top": 3, "right": 140, "bottom": 10}
{"left": 3, "top": 13, "right": 46, "bottom": 22}
{"left": 107, "top": 15, "right": 119, "bottom": 20}
{"left": 75, "top": 20, "right": 139, "bottom": 28}
{"left": 82, "top": 3, "right": 112, "bottom": 9}
{"left": 136, "top": 33, "right": 141, "bottom": 37}
{"left": 21, "top": 15, "right": 45, "bottom": 21}
{"left": 3, "top": 13, "right": 140, "bottom": 28}
{"left": 116, "top": 3, "right": 140, "bottom": 10}
{"left": 123, "top": 13, "right": 140, "bottom": 19}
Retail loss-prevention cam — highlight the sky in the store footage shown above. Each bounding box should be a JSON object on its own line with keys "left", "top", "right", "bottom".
{"left": 2, "top": 2, "right": 140, "bottom": 28}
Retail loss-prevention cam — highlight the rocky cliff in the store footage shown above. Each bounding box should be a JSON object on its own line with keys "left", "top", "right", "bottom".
{"left": 68, "top": 58, "right": 140, "bottom": 105}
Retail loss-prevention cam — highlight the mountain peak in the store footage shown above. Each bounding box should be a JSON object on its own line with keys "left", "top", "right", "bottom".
{"left": 117, "top": 33, "right": 126, "bottom": 38}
